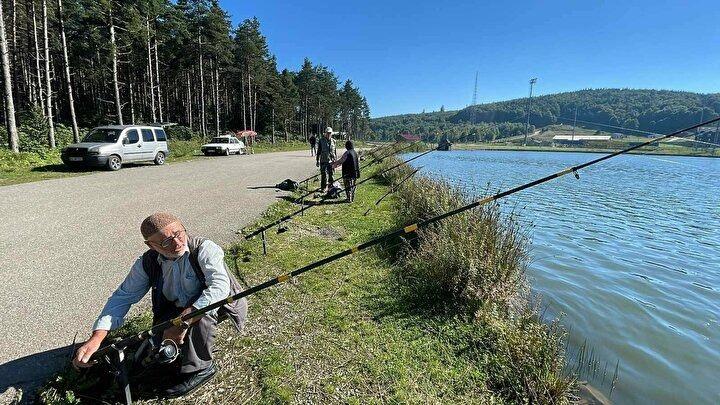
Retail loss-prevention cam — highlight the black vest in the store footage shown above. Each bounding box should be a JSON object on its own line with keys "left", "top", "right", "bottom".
{"left": 341, "top": 149, "right": 360, "bottom": 179}
{"left": 141, "top": 236, "right": 247, "bottom": 331}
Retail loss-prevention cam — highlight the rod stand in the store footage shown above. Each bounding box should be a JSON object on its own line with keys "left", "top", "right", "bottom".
{"left": 261, "top": 230, "right": 267, "bottom": 255}
{"left": 105, "top": 347, "right": 133, "bottom": 405}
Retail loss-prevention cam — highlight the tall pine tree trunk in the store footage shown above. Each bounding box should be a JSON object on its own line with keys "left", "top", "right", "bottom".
{"left": 145, "top": 16, "right": 156, "bottom": 123}
{"left": 271, "top": 107, "right": 275, "bottom": 144}
{"left": 198, "top": 34, "right": 206, "bottom": 138}
{"left": 31, "top": 1, "right": 44, "bottom": 113}
{"left": 154, "top": 37, "right": 163, "bottom": 122}
{"left": 246, "top": 71, "right": 252, "bottom": 130}
{"left": 129, "top": 79, "right": 135, "bottom": 124}
{"left": 42, "top": 0, "right": 55, "bottom": 147}
{"left": 213, "top": 60, "right": 220, "bottom": 137}
{"left": 57, "top": 0, "right": 79, "bottom": 142}
{"left": 241, "top": 76, "right": 246, "bottom": 130}
{"left": 0, "top": 0, "right": 19, "bottom": 152}
{"left": 109, "top": 6, "right": 122, "bottom": 124}
{"left": 186, "top": 71, "right": 192, "bottom": 129}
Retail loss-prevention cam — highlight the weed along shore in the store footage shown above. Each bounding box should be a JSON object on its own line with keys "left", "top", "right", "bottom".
{"left": 39, "top": 158, "right": 575, "bottom": 404}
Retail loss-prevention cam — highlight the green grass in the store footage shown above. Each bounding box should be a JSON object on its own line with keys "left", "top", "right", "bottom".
{"left": 38, "top": 163, "right": 573, "bottom": 404}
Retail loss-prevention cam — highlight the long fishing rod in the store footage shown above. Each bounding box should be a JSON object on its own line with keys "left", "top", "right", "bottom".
{"left": 96, "top": 116, "right": 720, "bottom": 360}
{"left": 245, "top": 144, "right": 439, "bottom": 240}
{"left": 92, "top": 116, "right": 720, "bottom": 361}
{"left": 294, "top": 141, "right": 404, "bottom": 189}
{"left": 556, "top": 116, "right": 720, "bottom": 148}
{"left": 364, "top": 166, "right": 423, "bottom": 216}
{"left": 292, "top": 140, "right": 422, "bottom": 203}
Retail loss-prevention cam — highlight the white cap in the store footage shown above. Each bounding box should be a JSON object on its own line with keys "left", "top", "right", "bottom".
{"left": 325, "top": 127, "right": 333, "bottom": 134}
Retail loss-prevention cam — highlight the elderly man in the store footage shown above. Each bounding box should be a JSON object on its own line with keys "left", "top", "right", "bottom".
{"left": 316, "top": 127, "right": 337, "bottom": 193}
{"left": 72, "top": 212, "right": 247, "bottom": 398}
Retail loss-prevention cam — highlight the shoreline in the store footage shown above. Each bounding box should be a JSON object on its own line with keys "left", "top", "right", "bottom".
{"left": 37, "top": 156, "right": 584, "bottom": 403}
{"left": 451, "top": 143, "right": 719, "bottom": 158}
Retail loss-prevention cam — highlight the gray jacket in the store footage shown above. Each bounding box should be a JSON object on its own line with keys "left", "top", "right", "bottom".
{"left": 317, "top": 137, "right": 336, "bottom": 164}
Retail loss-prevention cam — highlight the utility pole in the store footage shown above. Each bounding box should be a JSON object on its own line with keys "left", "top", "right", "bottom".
{"left": 523, "top": 77, "right": 537, "bottom": 146}
{"left": 472, "top": 71, "right": 478, "bottom": 142}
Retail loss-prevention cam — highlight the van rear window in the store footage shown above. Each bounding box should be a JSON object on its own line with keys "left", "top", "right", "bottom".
{"left": 154, "top": 129, "right": 167, "bottom": 141}
{"left": 142, "top": 129, "right": 155, "bottom": 142}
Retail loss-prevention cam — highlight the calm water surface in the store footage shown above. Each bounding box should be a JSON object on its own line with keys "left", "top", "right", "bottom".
{"left": 407, "top": 150, "right": 719, "bottom": 404}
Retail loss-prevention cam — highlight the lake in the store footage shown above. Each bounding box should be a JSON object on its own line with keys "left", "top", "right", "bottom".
{"left": 407, "top": 150, "right": 719, "bottom": 404}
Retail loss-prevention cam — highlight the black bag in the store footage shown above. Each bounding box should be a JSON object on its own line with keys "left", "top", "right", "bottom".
{"left": 141, "top": 236, "right": 248, "bottom": 332}
{"left": 325, "top": 181, "right": 343, "bottom": 199}
{"left": 276, "top": 179, "right": 299, "bottom": 191}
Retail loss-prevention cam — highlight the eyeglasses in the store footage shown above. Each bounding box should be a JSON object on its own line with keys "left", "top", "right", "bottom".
{"left": 149, "top": 228, "right": 186, "bottom": 248}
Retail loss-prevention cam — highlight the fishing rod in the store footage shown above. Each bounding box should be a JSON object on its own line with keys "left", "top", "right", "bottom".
{"left": 555, "top": 116, "right": 720, "bottom": 148}
{"left": 291, "top": 140, "right": 422, "bottom": 203}
{"left": 364, "top": 166, "right": 423, "bottom": 216}
{"left": 245, "top": 143, "right": 440, "bottom": 240}
{"left": 294, "top": 141, "right": 404, "bottom": 189}
{"left": 247, "top": 134, "right": 475, "bottom": 240}
{"left": 93, "top": 116, "right": 720, "bottom": 365}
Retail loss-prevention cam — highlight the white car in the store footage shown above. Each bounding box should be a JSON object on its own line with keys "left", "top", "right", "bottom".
{"left": 201, "top": 135, "right": 245, "bottom": 156}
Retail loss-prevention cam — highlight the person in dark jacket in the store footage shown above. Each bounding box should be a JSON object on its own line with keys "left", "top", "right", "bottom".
{"left": 332, "top": 140, "right": 361, "bottom": 202}
{"left": 309, "top": 134, "right": 317, "bottom": 156}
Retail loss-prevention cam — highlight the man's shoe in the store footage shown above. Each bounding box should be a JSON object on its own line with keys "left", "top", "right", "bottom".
{"left": 163, "top": 362, "right": 217, "bottom": 398}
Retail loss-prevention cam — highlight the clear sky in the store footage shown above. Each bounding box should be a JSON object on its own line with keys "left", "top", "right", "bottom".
{"left": 219, "top": 0, "right": 720, "bottom": 118}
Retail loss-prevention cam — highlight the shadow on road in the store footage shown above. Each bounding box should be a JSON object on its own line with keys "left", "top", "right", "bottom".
{"left": 0, "top": 344, "right": 73, "bottom": 403}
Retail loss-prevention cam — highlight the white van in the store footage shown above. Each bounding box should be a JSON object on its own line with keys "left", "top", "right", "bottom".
{"left": 61, "top": 125, "right": 170, "bottom": 171}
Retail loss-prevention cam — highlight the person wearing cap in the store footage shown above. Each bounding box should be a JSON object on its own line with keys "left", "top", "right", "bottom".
{"left": 332, "top": 140, "right": 361, "bottom": 202}
{"left": 316, "top": 127, "right": 337, "bottom": 192}
{"left": 72, "top": 212, "right": 247, "bottom": 398}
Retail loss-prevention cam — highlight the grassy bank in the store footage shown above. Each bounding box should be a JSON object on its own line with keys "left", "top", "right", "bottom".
{"left": 39, "top": 160, "right": 573, "bottom": 404}
{"left": 0, "top": 139, "right": 310, "bottom": 187}
{"left": 452, "top": 142, "right": 720, "bottom": 157}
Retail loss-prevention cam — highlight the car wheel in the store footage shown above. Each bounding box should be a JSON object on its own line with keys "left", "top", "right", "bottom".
{"left": 224, "top": 148, "right": 230, "bottom": 156}
{"left": 154, "top": 152, "right": 166, "bottom": 165}
{"left": 106, "top": 155, "right": 122, "bottom": 171}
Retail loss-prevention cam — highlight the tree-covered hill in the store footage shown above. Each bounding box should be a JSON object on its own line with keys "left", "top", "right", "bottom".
{"left": 370, "top": 89, "right": 720, "bottom": 142}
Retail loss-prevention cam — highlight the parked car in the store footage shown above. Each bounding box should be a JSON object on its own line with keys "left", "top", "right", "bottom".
{"left": 201, "top": 135, "right": 245, "bottom": 156}
{"left": 61, "top": 125, "right": 169, "bottom": 171}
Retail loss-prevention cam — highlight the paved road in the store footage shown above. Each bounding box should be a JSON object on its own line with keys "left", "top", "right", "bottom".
{"left": 0, "top": 150, "right": 315, "bottom": 398}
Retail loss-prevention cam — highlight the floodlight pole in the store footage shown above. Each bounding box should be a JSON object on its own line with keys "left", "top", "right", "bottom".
{"left": 523, "top": 77, "right": 538, "bottom": 146}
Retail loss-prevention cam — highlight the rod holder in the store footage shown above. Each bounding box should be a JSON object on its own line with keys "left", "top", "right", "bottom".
{"left": 261, "top": 230, "right": 267, "bottom": 255}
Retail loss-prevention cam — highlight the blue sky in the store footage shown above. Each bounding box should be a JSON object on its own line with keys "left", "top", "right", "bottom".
{"left": 220, "top": 0, "right": 720, "bottom": 118}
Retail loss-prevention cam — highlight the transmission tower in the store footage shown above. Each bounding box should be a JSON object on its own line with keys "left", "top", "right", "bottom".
{"left": 472, "top": 71, "right": 478, "bottom": 106}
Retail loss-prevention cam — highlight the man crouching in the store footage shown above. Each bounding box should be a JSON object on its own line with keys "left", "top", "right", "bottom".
{"left": 72, "top": 212, "right": 247, "bottom": 398}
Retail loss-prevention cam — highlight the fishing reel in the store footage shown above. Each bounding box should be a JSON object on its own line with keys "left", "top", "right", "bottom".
{"left": 140, "top": 339, "right": 179, "bottom": 367}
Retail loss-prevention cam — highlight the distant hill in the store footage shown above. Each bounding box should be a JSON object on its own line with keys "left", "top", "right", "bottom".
{"left": 370, "top": 89, "right": 720, "bottom": 142}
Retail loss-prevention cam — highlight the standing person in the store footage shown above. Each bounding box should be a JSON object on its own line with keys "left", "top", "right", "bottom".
{"left": 316, "top": 127, "right": 336, "bottom": 193}
{"left": 309, "top": 134, "right": 317, "bottom": 156}
{"left": 332, "top": 140, "right": 361, "bottom": 202}
{"left": 72, "top": 213, "right": 248, "bottom": 399}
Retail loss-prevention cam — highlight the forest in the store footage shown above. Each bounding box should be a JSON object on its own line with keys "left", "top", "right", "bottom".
{"left": 370, "top": 89, "right": 720, "bottom": 142}
{"left": 0, "top": 0, "right": 371, "bottom": 153}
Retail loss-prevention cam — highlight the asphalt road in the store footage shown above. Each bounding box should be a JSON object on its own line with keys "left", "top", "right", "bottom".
{"left": 0, "top": 150, "right": 315, "bottom": 399}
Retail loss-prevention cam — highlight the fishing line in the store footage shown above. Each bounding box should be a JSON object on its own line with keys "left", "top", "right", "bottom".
{"left": 555, "top": 116, "right": 720, "bottom": 148}
{"left": 93, "top": 117, "right": 720, "bottom": 367}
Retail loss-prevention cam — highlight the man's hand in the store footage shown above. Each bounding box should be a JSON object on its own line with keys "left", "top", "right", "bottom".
{"left": 162, "top": 325, "right": 187, "bottom": 345}
{"left": 162, "top": 307, "right": 196, "bottom": 344}
{"left": 73, "top": 330, "right": 108, "bottom": 370}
